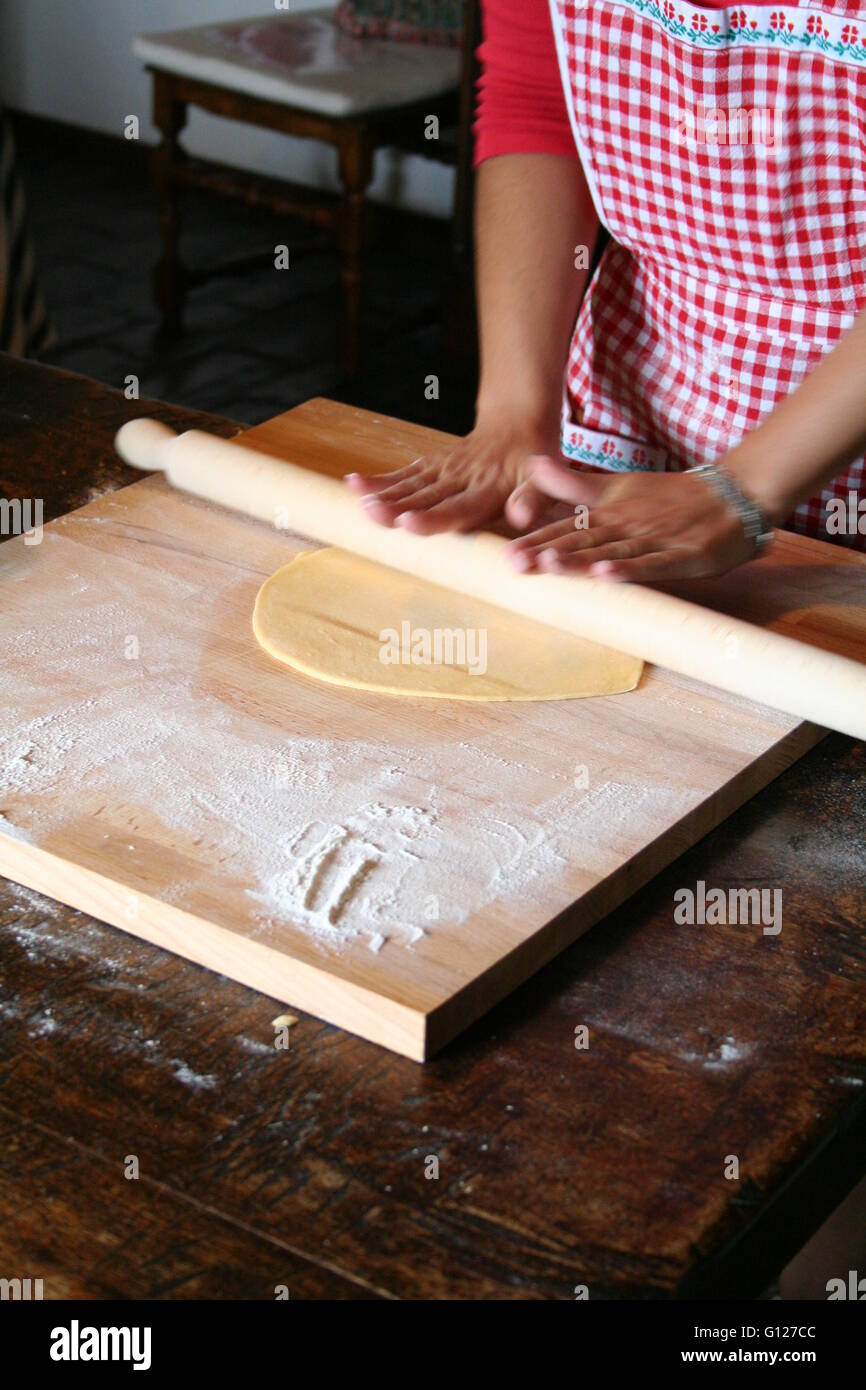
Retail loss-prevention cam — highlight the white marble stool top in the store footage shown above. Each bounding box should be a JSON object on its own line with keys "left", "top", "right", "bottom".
{"left": 133, "top": 9, "right": 461, "bottom": 118}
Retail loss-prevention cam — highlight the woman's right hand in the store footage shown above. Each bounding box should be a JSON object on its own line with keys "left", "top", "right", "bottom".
{"left": 345, "top": 416, "right": 566, "bottom": 536}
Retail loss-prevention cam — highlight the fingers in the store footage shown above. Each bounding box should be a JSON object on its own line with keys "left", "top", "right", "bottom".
{"left": 345, "top": 457, "right": 425, "bottom": 494}
{"left": 588, "top": 548, "right": 704, "bottom": 582}
{"left": 395, "top": 481, "right": 501, "bottom": 534}
{"left": 510, "top": 517, "right": 577, "bottom": 552}
{"left": 362, "top": 477, "right": 465, "bottom": 527}
{"left": 346, "top": 447, "right": 615, "bottom": 540}
{"left": 533, "top": 538, "right": 707, "bottom": 582}
{"left": 346, "top": 449, "right": 501, "bottom": 532}
{"left": 537, "top": 536, "right": 659, "bottom": 573}
{"left": 529, "top": 455, "right": 608, "bottom": 505}
{"left": 509, "top": 523, "right": 699, "bottom": 580}
{"left": 508, "top": 519, "right": 577, "bottom": 571}
{"left": 505, "top": 478, "right": 550, "bottom": 531}
{"left": 502, "top": 468, "right": 750, "bottom": 584}
{"left": 369, "top": 469, "right": 438, "bottom": 505}
{"left": 507, "top": 519, "right": 623, "bottom": 571}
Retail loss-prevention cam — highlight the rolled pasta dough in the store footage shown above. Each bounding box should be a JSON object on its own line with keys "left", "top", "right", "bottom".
{"left": 253, "top": 548, "right": 643, "bottom": 702}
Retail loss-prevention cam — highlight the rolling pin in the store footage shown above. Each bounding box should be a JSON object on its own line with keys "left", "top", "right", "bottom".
{"left": 115, "top": 418, "right": 866, "bottom": 740}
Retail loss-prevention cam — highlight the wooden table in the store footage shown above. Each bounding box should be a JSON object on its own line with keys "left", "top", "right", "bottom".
{"left": 1, "top": 353, "right": 864, "bottom": 1300}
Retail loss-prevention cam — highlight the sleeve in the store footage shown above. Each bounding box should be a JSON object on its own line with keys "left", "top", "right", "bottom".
{"left": 473, "top": 0, "right": 578, "bottom": 167}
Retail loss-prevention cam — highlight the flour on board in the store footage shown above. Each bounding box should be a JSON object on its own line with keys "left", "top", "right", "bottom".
{"left": 0, "top": 532, "right": 687, "bottom": 955}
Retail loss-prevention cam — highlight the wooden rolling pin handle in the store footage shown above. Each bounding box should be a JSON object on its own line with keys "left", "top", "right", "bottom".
{"left": 115, "top": 418, "right": 178, "bottom": 473}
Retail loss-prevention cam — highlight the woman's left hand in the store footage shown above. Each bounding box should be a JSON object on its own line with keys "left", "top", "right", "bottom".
{"left": 506, "top": 455, "right": 761, "bottom": 582}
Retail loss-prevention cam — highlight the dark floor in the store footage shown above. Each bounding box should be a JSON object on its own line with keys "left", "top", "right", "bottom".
{"left": 13, "top": 116, "right": 477, "bottom": 431}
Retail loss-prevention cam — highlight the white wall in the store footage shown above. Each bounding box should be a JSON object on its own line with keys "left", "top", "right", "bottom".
{"left": 0, "top": 0, "right": 455, "bottom": 217}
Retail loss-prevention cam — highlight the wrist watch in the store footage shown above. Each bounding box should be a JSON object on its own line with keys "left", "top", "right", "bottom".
{"left": 688, "top": 462, "right": 776, "bottom": 555}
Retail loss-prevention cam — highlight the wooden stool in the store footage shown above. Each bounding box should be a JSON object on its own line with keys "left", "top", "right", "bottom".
{"left": 134, "top": 8, "right": 461, "bottom": 380}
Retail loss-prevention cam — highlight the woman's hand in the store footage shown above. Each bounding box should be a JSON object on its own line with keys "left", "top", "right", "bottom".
{"left": 507, "top": 456, "right": 759, "bottom": 582}
{"left": 345, "top": 418, "right": 564, "bottom": 535}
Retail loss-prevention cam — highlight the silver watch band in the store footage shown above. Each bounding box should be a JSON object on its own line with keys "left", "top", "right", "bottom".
{"left": 688, "top": 463, "right": 775, "bottom": 555}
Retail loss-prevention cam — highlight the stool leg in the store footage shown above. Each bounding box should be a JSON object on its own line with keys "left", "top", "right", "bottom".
{"left": 152, "top": 75, "right": 188, "bottom": 337}
{"left": 337, "top": 130, "right": 373, "bottom": 383}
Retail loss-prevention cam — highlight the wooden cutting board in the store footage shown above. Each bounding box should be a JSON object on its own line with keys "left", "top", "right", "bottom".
{"left": 2, "top": 398, "right": 864, "bottom": 1059}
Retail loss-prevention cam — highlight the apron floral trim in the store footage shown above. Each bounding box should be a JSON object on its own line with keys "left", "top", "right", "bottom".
{"left": 609, "top": 1, "right": 866, "bottom": 63}
{"left": 561, "top": 413, "right": 670, "bottom": 472}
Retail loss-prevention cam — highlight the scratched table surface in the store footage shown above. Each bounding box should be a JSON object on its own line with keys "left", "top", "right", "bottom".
{"left": 0, "top": 353, "right": 864, "bottom": 1300}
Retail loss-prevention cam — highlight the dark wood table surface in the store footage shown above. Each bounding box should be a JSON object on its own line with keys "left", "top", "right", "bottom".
{"left": 1, "top": 352, "right": 864, "bottom": 1300}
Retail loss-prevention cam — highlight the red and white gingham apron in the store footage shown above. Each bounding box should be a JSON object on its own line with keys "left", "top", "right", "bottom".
{"left": 549, "top": 0, "right": 866, "bottom": 548}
